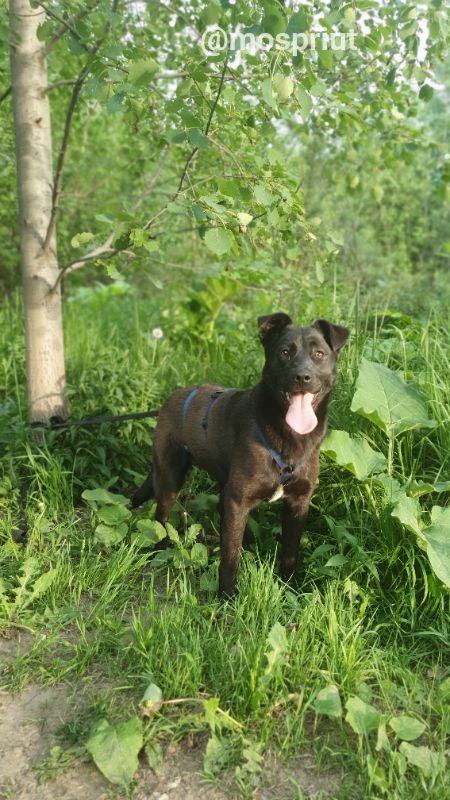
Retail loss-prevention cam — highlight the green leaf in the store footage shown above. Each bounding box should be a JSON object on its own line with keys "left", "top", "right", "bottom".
{"left": 325, "top": 554, "right": 348, "bottom": 568}
{"left": 345, "top": 696, "right": 381, "bottom": 735}
{"left": 420, "top": 506, "right": 450, "bottom": 588}
{"left": 296, "top": 86, "right": 312, "bottom": 117}
{"left": 94, "top": 523, "right": 128, "bottom": 546}
{"left": 419, "top": 84, "right": 433, "bottom": 102}
{"left": 321, "top": 430, "right": 387, "bottom": 480}
{"left": 344, "top": 7, "right": 356, "bottom": 25}
{"left": 261, "top": 622, "right": 288, "bottom": 684}
{"left": 141, "top": 683, "right": 163, "bottom": 715}
{"left": 204, "top": 228, "right": 235, "bottom": 256}
{"left": 21, "top": 568, "right": 57, "bottom": 610}
{"left": 350, "top": 359, "right": 435, "bottom": 434}
{"left": 217, "top": 178, "right": 240, "bottom": 197}
{"left": 391, "top": 492, "right": 422, "bottom": 536}
{"left": 187, "top": 128, "right": 210, "bottom": 149}
{"left": 71, "top": 232, "right": 94, "bottom": 249}
{"left": 287, "top": 9, "right": 308, "bottom": 34}
{"left": 237, "top": 212, "right": 253, "bottom": 226}
{"left": 254, "top": 184, "right": 275, "bottom": 207}
{"left": 262, "top": 78, "right": 277, "bottom": 109}
{"left": 97, "top": 504, "right": 131, "bottom": 525}
{"left": 313, "top": 684, "right": 342, "bottom": 718}
{"left": 86, "top": 717, "right": 143, "bottom": 786}
{"left": 190, "top": 542, "right": 209, "bottom": 567}
{"left": 399, "top": 743, "right": 439, "bottom": 778}
{"left": 128, "top": 59, "right": 159, "bottom": 86}
{"left": 389, "top": 715, "right": 426, "bottom": 741}
{"left": 145, "top": 741, "right": 163, "bottom": 774}
{"left": 272, "top": 74, "right": 294, "bottom": 102}
{"left": 135, "top": 519, "right": 167, "bottom": 545}
{"left": 82, "top": 488, "right": 130, "bottom": 509}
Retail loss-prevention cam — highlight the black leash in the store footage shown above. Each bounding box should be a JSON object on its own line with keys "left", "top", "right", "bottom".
{"left": 15, "top": 408, "right": 160, "bottom": 543}
{"left": 30, "top": 409, "right": 159, "bottom": 430}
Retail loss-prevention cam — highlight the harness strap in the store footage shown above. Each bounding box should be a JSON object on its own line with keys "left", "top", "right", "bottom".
{"left": 182, "top": 387, "right": 199, "bottom": 422}
{"left": 202, "top": 391, "right": 223, "bottom": 431}
{"left": 181, "top": 387, "right": 225, "bottom": 453}
{"left": 255, "top": 423, "right": 300, "bottom": 485}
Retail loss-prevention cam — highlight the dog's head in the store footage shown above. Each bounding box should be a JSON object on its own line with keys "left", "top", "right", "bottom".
{"left": 257, "top": 312, "right": 350, "bottom": 434}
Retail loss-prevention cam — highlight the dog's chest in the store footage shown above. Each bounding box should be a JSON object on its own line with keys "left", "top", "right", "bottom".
{"left": 268, "top": 485, "right": 284, "bottom": 503}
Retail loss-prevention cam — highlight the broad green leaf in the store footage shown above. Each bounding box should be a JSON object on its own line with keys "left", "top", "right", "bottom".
{"left": 262, "top": 78, "right": 277, "bottom": 109}
{"left": 86, "top": 716, "right": 143, "bottom": 786}
{"left": 321, "top": 429, "right": 386, "bottom": 480}
{"left": 410, "top": 480, "right": 450, "bottom": 497}
{"left": 128, "top": 58, "right": 158, "bottom": 86}
{"left": 389, "top": 715, "right": 426, "bottom": 741}
{"left": 420, "top": 506, "right": 450, "bottom": 588}
{"left": 272, "top": 74, "right": 294, "bottom": 102}
{"left": 391, "top": 492, "right": 422, "bottom": 536}
{"left": 94, "top": 522, "right": 128, "bottom": 546}
{"left": 190, "top": 542, "right": 209, "bottom": 566}
{"left": 313, "top": 684, "right": 342, "bottom": 718}
{"left": 419, "top": 84, "right": 433, "bottom": 102}
{"left": 71, "top": 232, "right": 94, "bottom": 248}
{"left": 399, "top": 742, "right": 439, "bottom": 778}
{"left": 141, "top": 683, "right": 163, "bottom": 715}
{"left": 82, "top": 488, "right": 130, "bottom": 508}
{"left": 262, "top": 622, "right": 288, "bottom": 683}
{"left": 254, "top": 184, "right": 275, "bottom": 206}
{"left": 350, "top": 359, "right": 435, "bottom": 434}
{"left": 296, "top": 86, "right": 312, "bottom": 117}
{"left": 217, "top": 178, "right": 240, "bottom": 197}
{"left": 21, "top": 568, "right": 57, "bottom": 610}
{"left": 325, "top": 554, "right": 347, "bottom": 568}
{"left": 136, "top": 519, "right": 167, "bottom": 544}
{"left": 145, "top": 741, "right": 163, "bottom": 774}
{"left": 97, "top": 505, "right": 131, "bottom": 525}
{"left": 287, "top": 9, "right": 308, "bottom": 33}
{"left": 237, "top": 212, "right": 253, "bottom": 226}
{"left": 204, "top": 734, "right": 230, "bottom": 776}
{"left": 344, "top": 7, "right": 356, "bottom": 25}
{"left": 204, "top": 228, "right": 235, "bottom": 256}
{"left": 187, "top": 128, "right": 209, "bottom": 149}
{"left": 345, "top": 696, "right": 381, "bottom": 735}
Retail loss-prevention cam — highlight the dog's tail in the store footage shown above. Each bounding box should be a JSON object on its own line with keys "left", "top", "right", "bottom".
{"left": 131, "top": 473, "right": 155, "bottom": 508}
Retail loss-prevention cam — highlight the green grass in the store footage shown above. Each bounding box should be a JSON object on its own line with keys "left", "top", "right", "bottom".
{"left": 0, "top": 280, "right": 449, "bottom": 799}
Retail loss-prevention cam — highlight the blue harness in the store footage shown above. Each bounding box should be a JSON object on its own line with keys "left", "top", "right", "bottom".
{"left": 181, "top": 387, "right": 301, "bottom": 486}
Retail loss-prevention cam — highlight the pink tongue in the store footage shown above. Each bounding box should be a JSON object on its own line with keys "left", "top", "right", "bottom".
{"left": 285, "top": 392, "right": 318, "bottom": 435}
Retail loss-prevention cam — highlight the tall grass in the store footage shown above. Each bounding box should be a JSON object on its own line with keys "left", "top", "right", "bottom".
{"left": 0, "top": 281, "right": 449, "bottom": 798}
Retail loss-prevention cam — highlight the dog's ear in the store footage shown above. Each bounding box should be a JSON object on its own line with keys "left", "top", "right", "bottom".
{"left": 313, "top": 319, "right": 350, "bottom": 354}
{"left": 258, "top": 312, "right": 293, "bottom": 343}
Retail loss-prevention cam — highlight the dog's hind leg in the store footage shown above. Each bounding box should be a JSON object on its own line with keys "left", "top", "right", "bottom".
{"left": 153, "top": 444, "right": 191, "bottom": 524}
{"left": 131, "top": 473, "right": 155, "bottom": 508}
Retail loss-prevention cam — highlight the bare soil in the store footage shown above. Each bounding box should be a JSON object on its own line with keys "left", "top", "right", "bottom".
{"left": 0, "top": 633, "right": 341, "bottom": 800}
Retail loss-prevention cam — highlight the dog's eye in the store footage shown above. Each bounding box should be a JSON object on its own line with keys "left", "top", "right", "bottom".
{"left": 280, "top": 348, "right": 290, "bottom": 359}
{"left": 314, "top": 350, "right": 325, "bottom": 359}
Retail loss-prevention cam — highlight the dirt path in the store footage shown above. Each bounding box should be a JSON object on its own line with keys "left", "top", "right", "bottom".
{"left": 0, "top": 634, "right": 341, "bottom": 800}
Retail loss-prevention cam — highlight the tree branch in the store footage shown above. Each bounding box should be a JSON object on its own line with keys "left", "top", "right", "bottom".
{"left": 36, "top": 1, "right": 92, "bottom": 54}
{"left": 0, "top": 85, "right": 12, "bottom": 104}
{"left": 50, "top": 147, "right": 169, "bottom": 292}
{"left": 50, "top": 53, "right": 229, "bottom": 288}
{"left": 42, "top": 0, "right": 120, "bottom": 253}
{"left": 143, "top": 55, "right": 229, "bottom": 232}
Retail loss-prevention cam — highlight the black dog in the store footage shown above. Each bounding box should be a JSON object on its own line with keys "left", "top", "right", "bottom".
{"left": 133, "top": 313, "right": 349, "bottom": 596}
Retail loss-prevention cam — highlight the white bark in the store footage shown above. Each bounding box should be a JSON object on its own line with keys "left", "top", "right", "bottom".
{"left": 9, "top": 0, "right": 67, "bottom": 423}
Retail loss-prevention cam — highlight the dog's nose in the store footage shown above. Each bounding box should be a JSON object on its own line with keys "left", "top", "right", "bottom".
{"left": 296, "top": 372, "right": 311, "bottom": 384}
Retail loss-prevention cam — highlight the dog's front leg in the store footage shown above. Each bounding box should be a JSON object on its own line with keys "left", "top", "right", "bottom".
{"left": 219, "top": 485, "right": 250, "bottom": 598}
{"left": 280, "top": 493, "right": 312, "bottom": 583}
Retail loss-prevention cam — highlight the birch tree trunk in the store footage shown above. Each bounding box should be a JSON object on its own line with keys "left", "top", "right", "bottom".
{"left": 9, "top": 0, "right": 68, "bottom": 423}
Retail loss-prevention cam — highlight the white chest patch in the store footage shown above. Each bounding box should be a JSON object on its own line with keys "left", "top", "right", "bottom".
{"left": 268, "top": 485, "right": 284, "bottom": 503}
